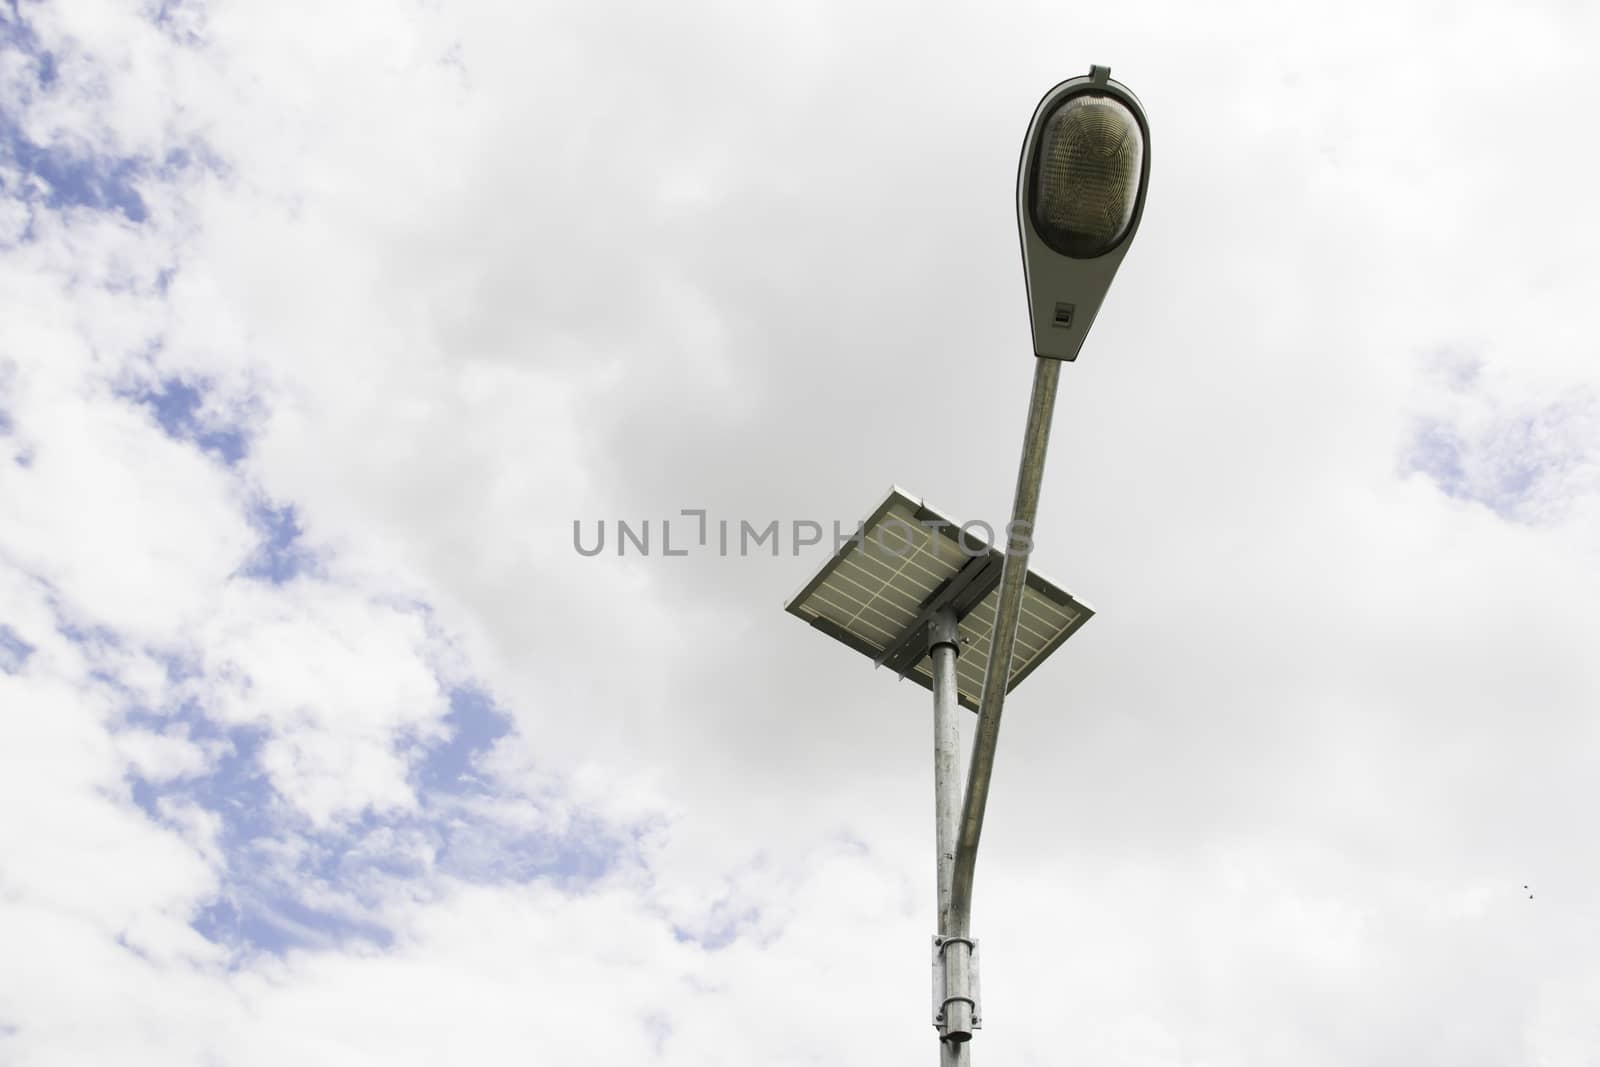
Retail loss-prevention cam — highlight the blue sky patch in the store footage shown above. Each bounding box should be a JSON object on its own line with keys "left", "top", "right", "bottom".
{"left": 0, "top": 4, "right": 46, "bottom": 68}
{"left": 2, "top": 5, "right": 223, "bottom": 258}
{"left": 242, "top": 501, "right": 316, "bottom": 584}
{"left": 414, "top": 686, "right": 512, "bottom": 795}
{"left": 0, "top": 623, "right": 34, "bottom": 673}
{"left": 2, "top": 8, "right": 150, "bottom": 228}
{"left": 120, "top": 685, "right": 626, "bottom": 961}
{"left": 1405, "top": 396, "right": 1596, "bottom": 522}
{"left": 1406, "top": 419, "right": 1468, "bottom": 501}
{"left": 193, "top": 893, "right": 396, "bottom": 956}
{"left": 123, "top": 714, "right": 401, "bottom": 959}
{"left": 0, "top": 126, "right": 149, "bottom": 225}
{"left": 431, "top": 804, "right": 626, "bottom": 887}
{"left": 150, "top": 0, "right": 207, "bottom": 48}
{"left": 671, "top": 905, "right": 758, "bottom": 952}
{"left": 128, "top": 377, "right": 249, "bottom": 464}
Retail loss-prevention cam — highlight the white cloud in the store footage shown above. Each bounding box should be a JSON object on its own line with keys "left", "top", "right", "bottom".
{"left": 194, "top": 580, "right": 448, "bottom": 825}
{"left": 0, "top": 670, "right": 220, "bottom": 963}
{"left": 114, "top": 727, "right": 212, "bottom": 783}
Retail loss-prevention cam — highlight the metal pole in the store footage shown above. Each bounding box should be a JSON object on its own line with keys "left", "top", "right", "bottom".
{"left": 949, "top": 357, "right": 1061, "bottom": 940}
{"left": 929, "top": 613, "right": 971, "bottom": 1066}
{"left": 932, "top": 620, "right": 961, "bottom": 933}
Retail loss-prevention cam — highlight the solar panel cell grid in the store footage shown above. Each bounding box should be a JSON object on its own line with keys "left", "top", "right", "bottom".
{"left": 786, "top": 488, "right": 1093, "bottom": 712}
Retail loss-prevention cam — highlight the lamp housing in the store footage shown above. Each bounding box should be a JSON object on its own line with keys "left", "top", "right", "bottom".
{"left": 1018, "top": 65, "right": 1150, "bottom": 361}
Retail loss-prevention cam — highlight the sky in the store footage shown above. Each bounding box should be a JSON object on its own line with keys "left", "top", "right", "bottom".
{"left": 2, "top": 1, "right": 1599, "bottom": 1064}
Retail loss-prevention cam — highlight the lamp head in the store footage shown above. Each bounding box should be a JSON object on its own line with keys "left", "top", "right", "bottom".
{"left": 1018, "top": 66, "right": 1150, "bottom": 361}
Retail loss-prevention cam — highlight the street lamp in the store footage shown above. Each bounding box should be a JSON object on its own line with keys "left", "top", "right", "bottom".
{"left": 949, "top": 63, "right": 1149, "bottom": 1027}
{"left": 785, "top": 65, "right": 1148, "bottom": 1064}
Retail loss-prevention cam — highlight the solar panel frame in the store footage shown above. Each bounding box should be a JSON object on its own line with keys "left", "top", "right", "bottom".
{"left": 785, "top": 487, "right": 1094, "bottom": 711}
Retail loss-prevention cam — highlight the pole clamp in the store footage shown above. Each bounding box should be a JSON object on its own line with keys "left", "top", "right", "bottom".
{"left": 927, "top": 607, "right": 961, "bottom": 656}
{"left": 931, "top": 934, "right": 982, "bottom": 1036}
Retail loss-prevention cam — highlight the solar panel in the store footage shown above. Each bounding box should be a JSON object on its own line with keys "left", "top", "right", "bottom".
{"left": 784, "top": 487, "right": 1093, "bottom": 710}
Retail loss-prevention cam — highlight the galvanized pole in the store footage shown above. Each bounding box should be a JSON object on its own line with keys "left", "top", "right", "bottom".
{"left": 931, "top": 620, "right": 961, "bottom": 932}
{"left": 949, "top": 357, "right": 1061, "bottom": 942}
{"left": 928, "top": 610, "right": 971, "bottom": 1066}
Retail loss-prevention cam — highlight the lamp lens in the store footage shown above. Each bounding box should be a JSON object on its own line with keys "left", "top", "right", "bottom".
{"left": 1031, "top": 93, "right": 1144, "bottom": 258}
